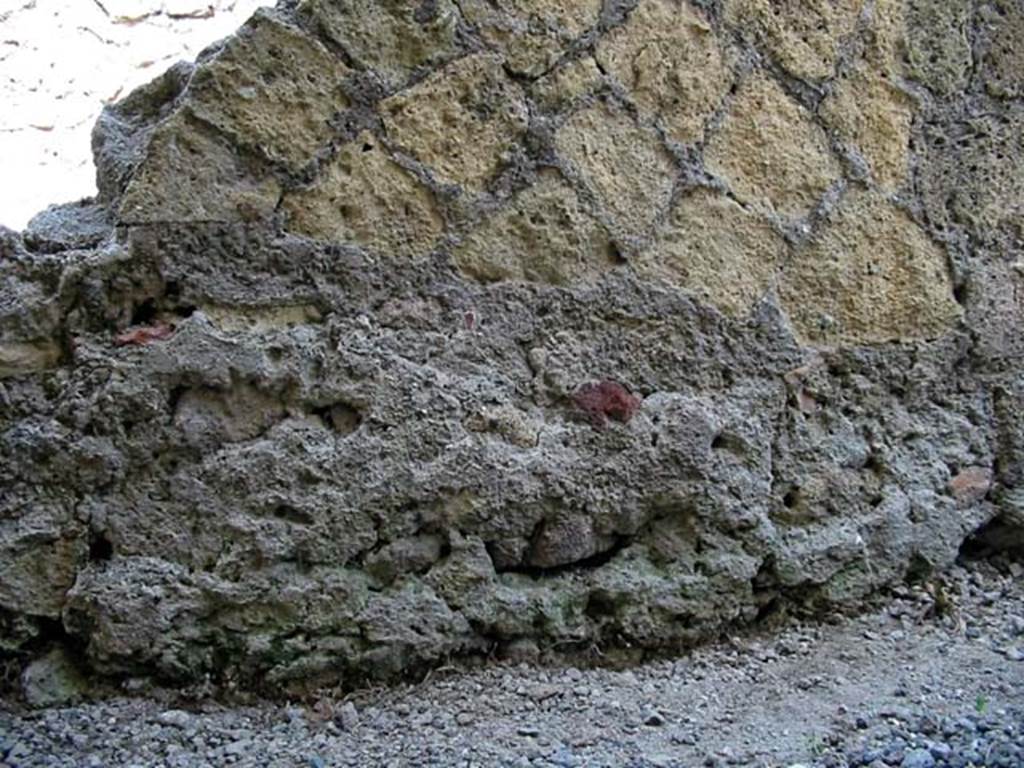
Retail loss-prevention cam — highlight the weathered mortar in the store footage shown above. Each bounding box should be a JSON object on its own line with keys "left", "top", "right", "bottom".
{"left": 1, "top": 0, "right": 1022, "bottom": 694}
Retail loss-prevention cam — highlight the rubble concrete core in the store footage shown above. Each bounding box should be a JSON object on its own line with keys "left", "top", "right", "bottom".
{"left": 1, "top": 0, "right": 1022, "bottom": 696}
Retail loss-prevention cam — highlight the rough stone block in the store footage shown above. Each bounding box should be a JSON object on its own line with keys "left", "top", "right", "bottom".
{"left": 283, "top": 132, "right": 443, "bottom": 257}
{"left": 904, "top": 0, "right": 972, "bottom": 95}
{"left": 452, "top": 171, "right": 616, "bottom": 284}
{"left": 643, "top": 189, "right": 787, "bottom": 317}
{"left": 778, "top": 188, "right": 962, "bottom": 345}
{"left": 458, "top": 0, "right": 602, "bottom": 77}
{"left": 705, "top": 75, "right": 840, "bottom": 219}
{"left": 596, "top": 0, "right": 730, "bottom": 145}
{"left": 724, "top": 0, "right": 864, "bottom": 81}
{"left": 186, "top": 9, "right": 350, "bottom": 171}
{"left": 118, "top": 114, "right": 281, "bottom": 224}
{"left": 556, "top": 100, "right": 677, "bottom": 243}
{"left": 820, "top": 64, "right": 914, "bottom": 189}
{"left": 380, "top": 54, "right": 529, "bottom": 192}
{"left": 298, "top": 0, "right": 460, "bottom": 90}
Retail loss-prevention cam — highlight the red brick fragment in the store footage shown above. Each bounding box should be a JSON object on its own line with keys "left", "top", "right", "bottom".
{"left": 114, "top": 323, "right": 175, "bottom": 347}
{"left": 572, "top": 380, "right": 641, "bottom": 428}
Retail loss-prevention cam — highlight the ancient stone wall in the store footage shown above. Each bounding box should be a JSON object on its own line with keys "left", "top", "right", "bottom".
{"left": 1, "top": 0, "right": 1022, "bottom": 693}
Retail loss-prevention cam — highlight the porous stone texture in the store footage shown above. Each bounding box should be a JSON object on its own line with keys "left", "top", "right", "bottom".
{"left": 184, "top": 9, "right": 350, "bottom": 172}
{"left": 282, "top": 132, "right": 443, "bottom": 257}
{"left": 778, "top": 188, "right": 962, "bottom": 346}
{"left": 724, "top": 0, "right": 863, "bottom": 82}
{"left": 904, "top": 0, "right": 972, "bottom": 96}
{"left": 0, "top": 0, "right": 1020, "bottom": 698}
{"left": 595, "top": 0, "right": 730, "bottom": 146}
{"left": 380, "top": 54, "right": 530, "bottom": 192}
{"left": 641, "top": 189, "right": 786, "bottom": 318}
{"left": 458, "top": 0, "right": 603, "bottom": 78}
{"left": 556, "top": 100, "right": 677, "bottom": 246}
{"left": 298, "top": 0, "right": 460, "bottom": 90}
{"left": 452, "top": 171, "right": 616, "bottom": 285}
{"left": 705, "top": 75, "right": 841, "bottom": 220}
{"left": 820, "top": 64, "right": 914, "bottom": 189}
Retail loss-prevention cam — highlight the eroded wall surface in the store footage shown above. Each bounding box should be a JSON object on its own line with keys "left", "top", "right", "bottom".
{"left": 1, "top": 0, "right": 1022, "bottom": 691}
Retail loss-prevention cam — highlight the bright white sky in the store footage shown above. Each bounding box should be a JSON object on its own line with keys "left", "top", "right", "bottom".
{"left": 0, "top": 0, "right": 266, "bottom": 231}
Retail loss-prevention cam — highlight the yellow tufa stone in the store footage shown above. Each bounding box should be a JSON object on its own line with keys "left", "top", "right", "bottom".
{"left": 556, "top": 101, "right": 677, "bottom": 243}
{"left": 297, "top": 0, "right": 460, "bottom": 90}
{"left": 778, "top": 188, "right": 962, "bottom": 346}
{"left": 458, "top": 0, "right": 603, "bottom": 77}
{"left": 705, "top": 75, "right": 841, "bottom": 220}
{"left": 596, "top": 0, "right": 731, "bottom": 146}
{"left": 528, "top": 56, "right": 605, "bottom": 113}
{"left": 724, "top": 0, "right": 864, "bottom": 82}
{"left": 119, "top": 114, "right": 281, "bottom": 224}
{"left": 820, "top": 64, "right": 914, "bottom": 190}
{"left": 283, "top": 132, "right": 443, "bottom": 257}
{"left": 380, "top": 54, "right": 529, "bottom": 192}
{"left": 185, "top": 11, "right": 350, "bottom": 172}
{"left": 452, "top": 171, "right": 617, "bottom": 285}
{"left": 643, "top": 189, "right": 787, "bottom": 318}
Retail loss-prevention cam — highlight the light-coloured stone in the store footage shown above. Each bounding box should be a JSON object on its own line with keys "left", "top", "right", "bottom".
{"left": 0, "top": 340, "right": 61, "bottom": 378}
{"left": 529, "top": 56, "right": 604, "bottom": 113}
{"left": 724, "top": 0, "right": 864, "bottom": 81}
{"left": 201, "top": 304, "right": 323, "bottom": 333}
{"left": 596, "top": 0, "right": 730, "bottom": 145}
{"left": 778, "top": 188, "right": 961, "bottom": 346}
{"left": 643, "top": 189, "right": 787, "bottom": 317}
{"left": 186, "top": 10, "right": 350, "bottom": 171}
{"left": 459, "top": 0, "right": 602, "bottom": 77}
{"left": 820, "top": 64, "right": 914, "bottom": 189}
{"left": 380, "top": 54, "right": 529, "bottom": 192}
{"left": 298, "top": 0, "right": 460, "bottom": 90}
{"left": 904, "top": 0, "right": 972, "bottom": 95}
{"left": 21, "top": 648, "right": 88, "bottom": 708}
{"left": 705, "top": 75, "right": 841, "bottom": 219}
{"left": 453, "top": 171, "right": 616, "bottom": 285}
{"left": 556, "top": 101, "right": 677, "bottom": 242}
{"left": 283, "top": 132, "right": 443, "bottom": 257}
{"left": 0, "top": 509, "right": 84, "bottom": 619}
{"left": 118, "top": 114, "right": 281, "bottom": 224}
{"left": 979, "top": 0, "right": 1024, "bottom": 99}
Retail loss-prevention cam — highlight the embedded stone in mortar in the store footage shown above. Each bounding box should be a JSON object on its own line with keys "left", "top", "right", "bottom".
{"left": 778, "top": 188, "right": 962, "bottom": 346}
{"left": 118, "top": 113, "right": 281, "bottom": 224}
{"left": 283, "top": 132, "right": 443, "bottom": 257}
{"left": 379, "top": 53, "right": 529, "bottom": 192}
{"left": 185, "top": 9, "right": 350, "bottom": 172}
{"left": 705, "top": 75, "right": 841, "bottom": 220}
{"left": 528, "top": 56, "right": 604, "bottom": 113}
{"left": 556, "top": 100, "right": 676, "bottom": 244}
{"left": 978, "top": 0, "right": 1024, "bottom": 99}
{"left": 595, "top": 0, "right": 731, "bottom": 146}
{"left": 452, "top": 170, "right": 616, "bottom": 285}
{"left": 820, "top": 63, "right": 914, "bottom": 190}
{"left": 458, "top": 0, "right": 603, "bottom": 78}
{"left": 642, "top": 189, "right": 786, "bottom": 318}
{"left": 723, "top": 0, "right": 864, "bottom": 82}
{"left": 904, "top": 0, "right": 972, "bottom": 96}
{"left": 298, "top": 0, "right": 460, "bottom": 90}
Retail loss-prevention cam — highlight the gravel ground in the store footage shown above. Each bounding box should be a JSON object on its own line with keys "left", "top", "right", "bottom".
{"left": 1, "top": 555, "right": 1021, "bottom": 768}
{"left": 0, "top": 0, "right": 266, "bottom": 230}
